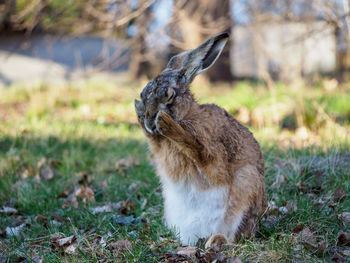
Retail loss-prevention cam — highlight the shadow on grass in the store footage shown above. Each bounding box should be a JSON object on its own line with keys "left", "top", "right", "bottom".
{"left": 0, "top": 133, "right": 158, "bottom": 213}
{"left": 0, "top": 133, "right": 349, "bottom": 260}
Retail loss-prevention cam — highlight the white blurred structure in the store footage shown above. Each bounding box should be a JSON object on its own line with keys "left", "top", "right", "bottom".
{"left": 231, "top": 21, "right": 337, "bottom": 80}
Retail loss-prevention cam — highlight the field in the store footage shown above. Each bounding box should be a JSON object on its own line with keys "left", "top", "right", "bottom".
{"left": 0, "top": 76, "right": 349, "bottom": 262}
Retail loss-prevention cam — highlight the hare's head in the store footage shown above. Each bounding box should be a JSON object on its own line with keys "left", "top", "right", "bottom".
{"left": 135, "top": 32, "right": 229, "bottom": 134}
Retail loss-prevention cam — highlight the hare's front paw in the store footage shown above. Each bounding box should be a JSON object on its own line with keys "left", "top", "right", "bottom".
{"left": 155, "top": 111, "right": 173, "bottom": 136}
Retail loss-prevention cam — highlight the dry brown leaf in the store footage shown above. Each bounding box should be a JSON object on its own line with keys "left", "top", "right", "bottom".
{"left": 334, "top": 187, "right": 346, "bottom": 202}
{"left": 231, "top": 257, "right": 243, "bottom": 263}
{"left": 115, "top": 157, "right": 139, "bottom": 172}
{"left": 37, "top": 157, "right": 46, "bottom": 169}
{"left": 109, "top": 239, "right": 132, "bottom": 252}
{"left": 299, "top": 226, "right": 317, "bottom": 249}
{"left": 314, "top": 241, "right": 327, "bottom": 257}
{"left": 0, "top": 206, "right": 18, "bottom": 214}
{"left": 128, "top": 181, "right": 141, "bottom": 191}
{"left": 57, "top": 190, "right": 69, "bottom": 199}
{"left": 10, "top": 216, "right": 26, "bottom": 227}
{"left": 48, "top": 158, "right": 62, "bottom": 168}
{"left": 293, "top": 224, "right": 305, "bottom": 233}
{"left": 286, "top": 201, "right": 298, "bottom": 213}
{"left": 278, "top": 206, "right": 289, "bottom": 214}
{"left": 40, "top": 167, "right": 55, "bottom": 180}
{"left": 176, "top": 246, "right": 197, "bottom": 257}
{"left": 338, "top": 212, "right": 350, "bottom": 225}
{"left": 51, "top": 214, "right": 65, "bottom": 223}
{"left": 64, "top": 241, "right": 79, "bottom": 255}
{"left": 119, "top": 200, "right": 135, "bottom": 215}
{"left": 75, "top": 186, "right": 95, "bottom": 204}
{"left": 338, "top": 231, "right": 350, "bottom": 246}
{"left": 50, "top": 233, "right": 64, "bottom": 243}
{"left": 50, "top": 233, "right": 78, "bottom": 253}
{"left": 35, "top": 215, "right": 48, "bottom": 224}
{"left": 57, "top": 235, "right": 76, "bottom": 247}
{"left": 332, "top": 252, "right": 346, "bottom": 262}
{"left": 62, "top": 199, "right": 77, "bottom": 209}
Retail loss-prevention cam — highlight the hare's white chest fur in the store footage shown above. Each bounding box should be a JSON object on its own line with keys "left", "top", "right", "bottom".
{"left": 159, "top": 168, "right": 243, "bottom": 245}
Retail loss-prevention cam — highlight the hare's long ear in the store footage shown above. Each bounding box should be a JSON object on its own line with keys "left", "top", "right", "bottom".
{"left": 165, "top": 32, "right": 229, "bottom": 85}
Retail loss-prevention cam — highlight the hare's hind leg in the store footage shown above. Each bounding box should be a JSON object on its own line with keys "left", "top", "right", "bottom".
{"left": 228, "top": 165, "right": 266, "bottom": 240}
{"left": 205, "top": 234, "right": 228, "bottom": 251}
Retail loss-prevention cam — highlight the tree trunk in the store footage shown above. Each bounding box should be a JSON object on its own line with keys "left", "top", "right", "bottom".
{"left": 169, "top": 0, "right": 233, "bottom": 82}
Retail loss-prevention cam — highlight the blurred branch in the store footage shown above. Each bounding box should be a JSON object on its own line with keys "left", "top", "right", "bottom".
{"left": 85, "top": 0, "right": 156, "bottom": 27}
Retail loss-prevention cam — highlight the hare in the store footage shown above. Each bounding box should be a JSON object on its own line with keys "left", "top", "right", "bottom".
{"left": 134, "top": 32, "right": 267, "bottom": 245}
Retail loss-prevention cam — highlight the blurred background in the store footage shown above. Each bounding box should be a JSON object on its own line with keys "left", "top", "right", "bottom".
{"left": 1, "top": 0, "right": 350, "bottom": 145}
{"left": 1, "top": 0, "right": 350, "bottom": 85}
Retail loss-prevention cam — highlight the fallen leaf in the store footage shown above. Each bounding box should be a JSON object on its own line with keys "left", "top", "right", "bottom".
{"left": 337, "top": 231, "right": 350, "bottom": 246}
{"left": 128, "top": 181, "right": 141, "bottom": 191}
{"left": 334, "top": 187, "right": 346, "bottom": 202}
{"left": 50, "top": 233, "right": 78, "bottom": 254}
{"left": 62, "top": 199, "right": 77, "bottom": 209}
{"left": 37, "top": 157, "right": 46, "bottom": 169}
{"left": 340, "top": 249, "right": 350, "bottom": 257}
{"left": 293, "top": 224, "right": 305, "bottom": 233}
{"left": 338, "top": 212, "right": 350, "bottom": 225}
{"left": 5, "top": 223, "right": 26, "bottom": 237}
{"left": 161, "top": 252, "right": 189, "bottom": 262}
{"left": 111, "top": 201, "right": 123, "bottom": 210}
{"left": 314, "top": 241, "right": 327, "bottom": 257}
{"left": 299, "top": 226, "right": 317, "bottom": 249}
{"left": 64, "top": 241, "right": 78, "bottom": 255}
{"left": 278, "top": 206, "right": 288, "bottom": 214}
{"left": 199, "top": 251, "right": 226, "bottom": 262}
{"left": 50, "top": 233, "right": 64, "bottom": 244}
{"left": 0, "top": 206, "right": 18, "bottom": 214}
{"left": 332, "top": 252, "right": 346, "bottom": 262}
{"left": 40, "top": 167, "right": 55, "bottom": 180}
{"left": 231, "top": 257, "right": 243, "bottom": 263}
{"left": 77, "top": 172, "right": 89, "bottom": 186}
{"left": 112, "top": 215, "right": 143, "bottom": 226}
{"left": 176, "top": 246, "right": 197, "bottom": 257}
{"left": 75, "top": 185, "right": 95, "bottom": 204}
{"left": 286, "top": 201, "right": 298, "bottom": 213}
{"left": 35, "top": 215, "right": 48, "bottom": 224}
{"left": 48, "top": 158, "right": 62, "bottom": 168}
{"left": 109, "top": 239, "right": 132, "bottom": 252}
{"left": 262, "top": 216, "right": 279, "bottom": 228}
{"left": 119, "top": 200, "right": 135, "bottom": 215}
{"left": 57, "top": 190, "right": 69, "bottom": 198}
{"left": 51, "top": 214, "right": 65, "bottom": 223}
{"left": 57, "top": 235, "right": 76, "bottom": 247}
{"left": 91, "top": 205, "right": 112, "bottom": 214}
{"left": 62, "top": 185, "right": 95, "bottom": 209}
{"left": 115, "top": 157, "right": 139, "bottom": 173}
{"left": 99, "top": 237, "right": 107, "bottom": 248}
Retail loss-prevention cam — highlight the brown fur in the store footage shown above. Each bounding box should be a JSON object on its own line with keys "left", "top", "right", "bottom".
{"left": 134, "top": 33, "right": 267, "bottom": 241}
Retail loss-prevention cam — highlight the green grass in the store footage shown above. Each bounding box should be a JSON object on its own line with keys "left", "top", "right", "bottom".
{"left": 0, "top": 78, "right": 349, "bottom": 262}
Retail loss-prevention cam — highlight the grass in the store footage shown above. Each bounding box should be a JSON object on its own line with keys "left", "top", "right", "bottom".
{"left": 0, "top": 77, "right": 349, "bottom": 262}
